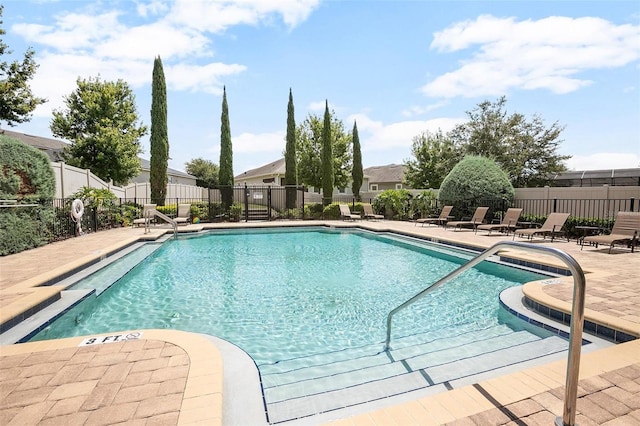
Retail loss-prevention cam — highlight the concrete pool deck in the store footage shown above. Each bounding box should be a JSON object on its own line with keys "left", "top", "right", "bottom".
{"left": 1, "top": 220, "right": 639, "bottom": 425}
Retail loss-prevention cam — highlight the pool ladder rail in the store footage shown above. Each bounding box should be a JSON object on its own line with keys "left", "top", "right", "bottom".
{"left": 144, "top": 208, "right": 178, "bottom": 238}
{"left": 384, "top": 241, "right": 586, "bottom": 426}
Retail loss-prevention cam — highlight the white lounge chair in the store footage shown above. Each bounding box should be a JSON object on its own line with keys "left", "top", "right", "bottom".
{"left": 339, "top": 204, "right": 360, "bottom": 221}
{"left": 174, "top": 204, "right": 191, "bottom": 225}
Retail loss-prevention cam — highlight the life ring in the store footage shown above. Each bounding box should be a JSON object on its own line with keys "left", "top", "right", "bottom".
{"left": 71, "top": 198, "right": 84, "bottom": 220}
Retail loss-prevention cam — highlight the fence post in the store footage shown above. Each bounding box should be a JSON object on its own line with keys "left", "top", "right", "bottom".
{"left": 244, "top": 183, "right": 249, "bottom": 222}
{"left": 208, "top": 188, "right": 212, "bottom": 222}
{"left": 553, "top": 198, "right": 557, "bottom": 213}
{"left": 267, "top": 186, "right": 272, "bottom": 221}
{"left": 631, "top": 197, "right": 636, "bottom": 212}
{"left": 301, "top": 187, "right": 305, "bottom": 220}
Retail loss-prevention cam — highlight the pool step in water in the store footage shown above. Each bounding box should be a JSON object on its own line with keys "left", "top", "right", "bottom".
{"left": 263, "top": 324, "right": 568, "bottom": 423}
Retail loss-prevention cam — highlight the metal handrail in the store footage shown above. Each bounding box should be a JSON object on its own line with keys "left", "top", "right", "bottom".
{"left": 145, "top": 209, "right": 178, "bottom": 238}
{"left": 383, "top": 241, "right": 585, "bottom": 426}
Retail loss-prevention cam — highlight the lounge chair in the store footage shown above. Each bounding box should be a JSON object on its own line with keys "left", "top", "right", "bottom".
{"left": 339, "top": 204, "right": 361, "bottom": 221}
{"left": 174, "top": 203, "right": 191, "bottom": 225}
{"left": 476, "top": 208, "right": 523, "bottom": 235}
{"left": 512, "top": 212, "right": 570, "bottom": 242}
{"left": 582, "top": 211, "right": 640, "bottom": 253}
{"left": 363, "top": 204, "right": 383, "bottom": 220}
{"left": 415, "top": 205, "right": 453, "bottom": 227}
{"left": 446, "top": 207, "right": 489, "bottom": 231}
{"left": 132, "top": 204, "right": 157, "bottom": 227}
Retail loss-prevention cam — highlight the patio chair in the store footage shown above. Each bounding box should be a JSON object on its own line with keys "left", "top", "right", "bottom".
{"left": 362, "top": 204, "right": 383, "bottom": 221}
{"left": 132, "top": 204, "right": 157, "bottom": 227}
{"left": 512, "top": 212, "right": 570, "bottom": 242}
{"left": 582, "top": 211, "right": 640, "bottom": 253}
{"left": 476, "top": 208, "right": 523, "bottom": 235}
{"left": 415, "top": 205, "right": 453, "bottom": 227}
{"left": 174, "top": 203, "right": 191, "bottom": 225}
{"left": 339, "top": 204, "right": 361, "bottom": 221}
{"left": 446, "top": 207, "right": 489, "bottom": 231}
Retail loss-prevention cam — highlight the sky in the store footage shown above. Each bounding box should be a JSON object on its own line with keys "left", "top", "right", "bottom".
{"left": 2, "top": 0, "right": 640, "bottom": 176}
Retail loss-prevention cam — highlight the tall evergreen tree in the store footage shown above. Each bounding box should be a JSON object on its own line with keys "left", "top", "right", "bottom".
{"left": 351, "top": 121, "right": 363, "bottom": 201}
{"left": 218, "top": 86, "right": 234, "bottom": 209}
{"left": 150, "top": 56, "right": 169, "bottom": 205}
{"left": 284, "top": 88, "right": 297, "bottom": 209}
{"left": 321, "top": 100, "right": 334, "bottom": 206}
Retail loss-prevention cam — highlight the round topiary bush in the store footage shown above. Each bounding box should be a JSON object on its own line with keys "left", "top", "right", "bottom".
{"left": 439, "top": 155, "right": 514, "bottom": 219}
{"left": 0, "top": 134, "right": 56, "bottom": 255}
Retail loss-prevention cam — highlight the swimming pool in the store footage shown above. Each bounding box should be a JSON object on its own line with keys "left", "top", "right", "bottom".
{"left": 29, "top": 227, "right": 571, "bottom": 422}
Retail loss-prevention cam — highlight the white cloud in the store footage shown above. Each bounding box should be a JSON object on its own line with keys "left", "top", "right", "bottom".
{"left": 233, "top": 130, "right": 286, "bottom": 153}
{"left": 168, "top": 0, "right": 320, "bottom": 33}
{"left": 401, "top": 101, "right": 449, "bottom": 117}
{"left": 565, "top": 153, "right": 640, "bottom": 170}
{"left": 307, "top": 100, "right": 342, "bottom": 113}
{"left": 348, "top": 114, "right": 465, "bottom": 151}
{"left": 166, "top": 62, "right": 247, "bottom": 94}
{"left": 423, "top": 15, "right": 640, "bottom": 98}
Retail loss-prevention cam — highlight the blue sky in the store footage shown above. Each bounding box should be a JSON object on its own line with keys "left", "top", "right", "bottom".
{"left": 3, "top": 0, "right": 639, "bottom": 176}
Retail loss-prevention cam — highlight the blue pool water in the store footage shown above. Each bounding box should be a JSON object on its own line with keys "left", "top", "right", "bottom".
{"left": 31, "top": 228, "right": 552, "bottom": 365}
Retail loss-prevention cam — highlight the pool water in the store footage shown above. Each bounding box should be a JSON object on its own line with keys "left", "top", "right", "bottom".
{"left": 31, "top": 228, "right": 552, "bottom": 364}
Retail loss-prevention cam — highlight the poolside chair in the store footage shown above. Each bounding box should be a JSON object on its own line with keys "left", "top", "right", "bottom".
{"left": 339, "top": 204, "right": 361, "bottom": 221}
{"left": 446, "top": 207, "right": 489, "bottom": 231}
{"left": 132, "top": 204, "right": 157, "bottom": 227}
{"left": 415, "top": 205, "right": 453, "bottom": 227}
{"left": 512, "top": 212, "right": 570, "bottom": 242}
{"left": 174, "top": 203, "right": 191, "bottom": 225}
{"left": 582, "top": 211, "right": 640, "bottom": 253}
{"left": 362, "top": 204, "right": 383, "bottom": 221}
{"left": 476, "top": 208, "right": 523, "bottom": 235}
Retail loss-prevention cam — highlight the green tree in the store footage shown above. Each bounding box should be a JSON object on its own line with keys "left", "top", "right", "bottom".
{"left": 351, "top": 121, "right": 363, "bottom": 201}
{"left": 218, "top": 86, "right": 234, "bottom": 209}
{"left": 321, "top": 101, "right": 334, "bottom": 205}
{"left": 403, "top": 130, "right": 461, "bottom": 189}
{"left": 150, "top": 56, "right": 169, "bottom": 205}
{"left": 296, "top": 109, "right": 351, "bottom": 192}
{"left": 0, "top": 134, "right": 55, "bottom": 255}
{"left": 0, "top": 5, "right": 46, "bottom": 126}
{"left": 50, "top": 76, "right": 147, "bottom": 186}
{"left": 185, "top": 158, "right": 219, "bottom": 188}
{"left": 284, "top": 88, "right": 297, "bottom": 209}
{"left": 449, "top": 96, "right": 569, "bottom": 187}
{"left": 439, "top": 155, "right": 514, "bottom": 218}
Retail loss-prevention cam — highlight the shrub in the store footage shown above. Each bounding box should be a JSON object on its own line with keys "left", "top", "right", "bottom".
{"left": 322, "top": 203, "right": 342, "bottom": 219}
{"left": 409, "top": 190, "right": 437, "bottom": 219}
{"left": 0, "top": 135, "right": 56, "bottom": 255}
{"left": 439, "top": 156, "right": 514, "bottom": 219}
{"left": 372, "top": 189, "right": 413, "bottom": 220}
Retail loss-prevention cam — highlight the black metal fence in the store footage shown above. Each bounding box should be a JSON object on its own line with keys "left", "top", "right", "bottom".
{"left": 6, "top": 191, "right": 637, "bottom": 246}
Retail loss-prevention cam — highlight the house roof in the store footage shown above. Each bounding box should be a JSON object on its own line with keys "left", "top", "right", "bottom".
{"left": 3, "top": 129, "right": 195, "bottom": 179}
{"left": 235, "top": 158, "right": 285, "bottom": 180}
{"left": 363, "top": 164, "right": 406, "bottom": 183}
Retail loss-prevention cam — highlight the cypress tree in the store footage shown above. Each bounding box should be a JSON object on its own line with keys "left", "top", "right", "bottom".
{"left": 351, "top": 120, "right": 363, "bottom": 201}
{"left": 150, "top": 55, "right": 169, "bottom": 205}
{"left": 218, "top": 86, "right": 234, "bottom": 209}
{"left": 285, "top": 88, "right": 297, "bottom": 209}
{"left": 321, "top": 100, "right": 334, "bottom": 206}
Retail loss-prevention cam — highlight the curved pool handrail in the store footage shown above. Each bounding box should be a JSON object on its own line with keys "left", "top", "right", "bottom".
{"left": 383, "top": 241, "right": 585, "bottom": 426}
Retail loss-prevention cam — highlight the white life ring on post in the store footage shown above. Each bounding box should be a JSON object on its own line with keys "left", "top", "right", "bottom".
{"left": 71, "top": 198, "right": 84, "bottom": 235}
{"left": 71, "top": 199, "right": 84, "bottom": 220}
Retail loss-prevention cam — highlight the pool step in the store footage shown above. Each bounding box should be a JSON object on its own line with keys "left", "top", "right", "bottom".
{"left": 262, "top": 326, "right": 568, "bottom": 423}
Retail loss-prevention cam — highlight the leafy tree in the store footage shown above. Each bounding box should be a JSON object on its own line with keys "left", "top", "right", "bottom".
{"left": 150, "top": 56, "right": 169, "bottom": 205}
{"left": 449, "top": 96, "right": 569, "bottom": 187}
{"left": 403, "top": 130, "right": 461, "bottom": 189}
{"left": 0, "top": 6, "right": 46, "bottom": 126}
{"left": 185, "top": 158, "right": 219, "bottom": 188}
{"left": 439, "top": 155, "right": 514, "bottom": 218}
{"left": 0, "top": 134, "right": 55, "bottom": 254}
{"left": 218, "top": 86, "right": 234, "bottom": 209}
{"left": 50, "top": 76, "right": 147, "bottom": 186}
{"left": 284, "top": 88, "right": 297, "bottom": 208}
{"left": 351, "top": 121, "right": 363, "bottom": 201}
{"left": 296, "top": 109, "right": 352, "bottom": 192}
{"left": 321, "top": 101, "right": 334, "bottom": 205}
